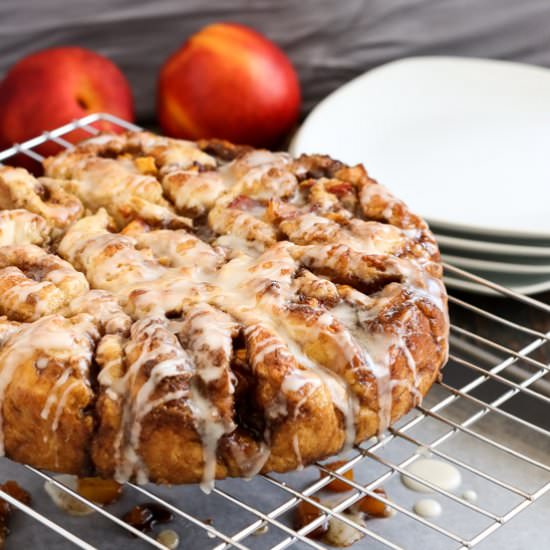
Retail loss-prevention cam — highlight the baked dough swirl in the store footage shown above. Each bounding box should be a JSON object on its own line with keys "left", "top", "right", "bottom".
{"left": 0, "top": 245, "right": 89, "bottom": 321}
{"left": 0, "top": 131, "right": 448, "bottom": 491}
{"left": 0, "top": 167, "right": 83, "bottom": 231}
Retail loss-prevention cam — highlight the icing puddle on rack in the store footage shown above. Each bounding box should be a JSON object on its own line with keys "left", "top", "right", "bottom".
{"left": 400, "top": 455, "right": 464, "bottom": 519}
{"left": 413, "top": 498, "right": 442, "bottom": 518}
{"left": 401, "top": 457, "right": 462, "bottom": 493}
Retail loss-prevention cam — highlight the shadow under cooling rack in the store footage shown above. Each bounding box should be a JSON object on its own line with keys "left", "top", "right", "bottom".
{"left": 0, "top": 113, "right": 549, "bottom": 550}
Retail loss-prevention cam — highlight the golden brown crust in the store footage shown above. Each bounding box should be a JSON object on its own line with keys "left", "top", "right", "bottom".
{"left": 91, "top": 320, "right": 209, "bottom": 485}
{"left": 0, "top": 314, "right": 99, "bottom": 473}
{"left": 0, "top": 130, "right": 448, "bottom": 487}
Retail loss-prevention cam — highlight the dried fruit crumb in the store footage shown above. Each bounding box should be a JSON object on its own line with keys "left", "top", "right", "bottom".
{"left": 320, "top": 461, "right": 354, "bottom": 492}
{"left": 123, "top": 502, "right": 173, "bottom": 533}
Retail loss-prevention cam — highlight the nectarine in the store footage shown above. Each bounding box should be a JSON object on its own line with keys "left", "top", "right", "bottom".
{"left": 157, "top": 23, "right": 301, "bottom": 147}
{"left": 0, "top": 47, "right": 134, "bottom": 160}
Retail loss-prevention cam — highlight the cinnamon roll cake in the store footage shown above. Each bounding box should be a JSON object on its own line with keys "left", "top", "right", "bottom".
{"left": 0, "top": 132, "right": 448, "bottom": 491}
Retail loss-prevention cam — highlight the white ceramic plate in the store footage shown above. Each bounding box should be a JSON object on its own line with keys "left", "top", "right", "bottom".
{"left": 290, "top": 56, "right": 550, "bottom": 238}
{"left": 435, "top": 233, "right": 550, "bottom": 258}
{"left": 441, "top": 253, "right": 550, "bottom": 275}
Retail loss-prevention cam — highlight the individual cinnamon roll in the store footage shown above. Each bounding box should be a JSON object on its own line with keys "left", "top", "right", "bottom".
{"left": 208, "top": 196, "right": 277, "bottom": 248}
{"left": 224, "top": 319, "right": 344, "bottom": 476}
{"left": 162, "top": 169, "right": 227, "bottom": 217}
{"left": 68, "top": 290, "right": 131, "bottom": 336}
{"left": 92, "top": 317, "right": 226, "bottom": 486}
{"left": 0, "top": 314, "right": 99, "bottom": 473}
{"left": 219, "top": 149, "right": 298, "bottom": 201}
{"left": 0, "top": 245, "right": 89, "bottom": 322}
{"left": 0, "top": 167, "right": 83, "bottom": 230}
{"left": 0, "top": 209, "right": 50, "bottom": 247}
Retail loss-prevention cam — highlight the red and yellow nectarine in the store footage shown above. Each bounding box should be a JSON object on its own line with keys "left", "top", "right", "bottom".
{"left": 0, "top": 47, "right": 134, "bottom": 160}
{"left": 157, "top": 23, "right": 301, "bottom": 147}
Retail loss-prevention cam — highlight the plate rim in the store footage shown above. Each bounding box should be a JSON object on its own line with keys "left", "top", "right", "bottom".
{"left": 434, "top": 233, "right": 550, "bottom": 257}
{"left": 429, "top": 217, "right": 550, "bottom": 240}
{"left": 444, "top": 275, "right": 550, "bottom": 296}
{"left": 441, "top": 253, "right": 550, "bottom": 275}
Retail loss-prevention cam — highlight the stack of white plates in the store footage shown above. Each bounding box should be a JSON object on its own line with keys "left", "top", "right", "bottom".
{"left": 290, "top": 56, "right": 550, "bottom": 295}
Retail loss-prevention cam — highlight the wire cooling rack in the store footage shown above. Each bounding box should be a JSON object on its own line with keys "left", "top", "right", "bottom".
{"left": 0, "top": 113, "right": 549, "bottom": 550}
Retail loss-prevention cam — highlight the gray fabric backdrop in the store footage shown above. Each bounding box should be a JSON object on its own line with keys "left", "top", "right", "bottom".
{"left": 1, "top": 0, "right": 550, "bottom": 123}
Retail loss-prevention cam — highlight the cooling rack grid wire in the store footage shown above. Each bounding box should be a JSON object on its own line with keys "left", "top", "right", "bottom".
{"left": 0, "top": 113, "right": 549, "bottom": 550}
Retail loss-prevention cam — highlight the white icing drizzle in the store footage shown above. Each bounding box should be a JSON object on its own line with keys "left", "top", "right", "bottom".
{"left": 180, "top": 303, "right": 236, "bottom": 493}
{"left": 51, "top": 380, "right": 82, "bottom": 432}
{"left": 214, "top": 234, "right": 264, "bottom": 258}
{"left": 62, "top": 230, "right": 165, "bottom": 291}
{"left": 129, "top": 132, "right": 216, "bottom": 172}
{"left": 282, "top": 332, "right": 357, "bottom": 448}
{"left": 244, "top": 321, "right": 322, "bottom": 428}
{"left": 99, "top": 311, "right": 234, "bottom": 489}
{"left": 108, "top": 318, "right": 194, "bottom": 484}
{"left": 0, "top": 244, "right": 89, "bottom": 321}
{"left": 359, "top": 181, "right": 402, "bottom": 221}
{"left": 183, "top": 308, "right": 234, "bottom": 388}
{"left": 401, "top": 339, "right": 420, "bottom": 393}
{"left": 281, "top": 212, "right": 408, "bottom": 258}
{"left": 292, "top": 212, "right": 333, "bottom": 236}
{"left": 292, "top": 434, "right": 303, "bottom": 470}
{"left": 188, "top": 383, "right": 227, "bottom": 493}
{"left": 208, "top": 203, "right": 275, "bottom": 247}
{"left": 330, "top": 301, "right": 393, "bottom": 433}
{"left": 133, "top": 229, "right": 222, "bottom": 272}
{"left": 0, "top": 268, "right": 54, "bottom": 316}
{"left": 164, "top": 170, "right": 226, "bottom": 214}
{"left": 40, "top": 368, "right": 72, "bottom": 421}
{"left": 330, "top": 281, "right": 432, "bottom": 432}
{"left": 0, "top": 320, "right": 21, "bottom": 347}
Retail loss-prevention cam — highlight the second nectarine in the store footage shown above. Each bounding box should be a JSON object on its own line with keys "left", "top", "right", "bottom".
{"left": 158, "top": 23, "right": 301, "bottom": 147}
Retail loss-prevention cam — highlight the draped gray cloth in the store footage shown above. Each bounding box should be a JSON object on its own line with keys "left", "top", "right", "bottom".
{"left": 1, "top": 0, "right": 550, "bottom": 123}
